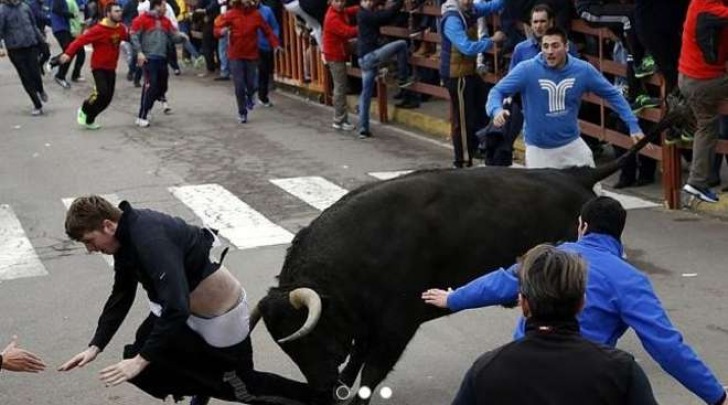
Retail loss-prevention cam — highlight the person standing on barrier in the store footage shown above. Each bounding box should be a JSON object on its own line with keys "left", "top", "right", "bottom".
{"left": 450, "top": 244, "right": 659, "bottom": 405}
{"left": 356, "top": 0, "right": 413, "bottom": 139}
{"left": 323, "top": 0, "right": 358, "bottom": 130}
{"left": 677, "top": 0, "right": 728, "bottom": 204}
{"left": 439, "top": 0, "right": 505, "bottom": 168}
{"left": 424, "top": 196, "right": 728, "bottom": 405}
{"left": 487, "top": 27, "right": 644, "bottom": 169}
{"left": 59, "top": 196, "right": 313, "bottom": 405}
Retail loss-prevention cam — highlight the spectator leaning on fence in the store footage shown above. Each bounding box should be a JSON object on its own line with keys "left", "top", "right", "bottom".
{"left": 677, "top": 0, "right": 728, "bottom": 204}
{"left": 323, "top": 0, "right": 358, "bottom": 131}
{"left": 509, "top": 3, "right": 578, "bottom": 70}
{"left": 486, "top": 27, "right": 644, "bottom": 170}
{"left": 439, "top": 0, "right": 505, "bottom": 168}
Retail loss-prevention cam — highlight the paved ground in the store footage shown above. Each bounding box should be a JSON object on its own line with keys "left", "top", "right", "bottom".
{"left": 0, "top": 54, "right": 727, "bottom": 405}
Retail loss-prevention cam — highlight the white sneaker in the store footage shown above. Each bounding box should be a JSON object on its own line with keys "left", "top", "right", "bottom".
{"left": 332, "top": 122, "right": 355, "bottom": 131}
{"left": 135, "top": 118, "right": 150, "bottom": 127}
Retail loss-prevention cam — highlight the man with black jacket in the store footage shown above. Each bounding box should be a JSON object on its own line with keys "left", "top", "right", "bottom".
{"left": 59, "top": 196, "right": 313, "bottom": 404}
{"left": 451, "top": 244, "right": 658, "bottom": 405}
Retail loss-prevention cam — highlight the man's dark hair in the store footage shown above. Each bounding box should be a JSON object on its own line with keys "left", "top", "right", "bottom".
{"left": 530, "top": 3, "right": 554, "bottom": 21}
{"left": 519, "top": 244, "right": 586, "bottom": 320}
{"left": 540, "top": 26, "right": 568, "bottom": 43}
{"left": 65, "top": 195, "right": 122, "bottom": 241}
{"left": 580, "top": 196, "right": 627, "bottom": 240}
{"left": 105, "top": 1, "right": 120, "bottom": 14}
{"left": 150, "top": 0, "right": 164, "bottom": 9}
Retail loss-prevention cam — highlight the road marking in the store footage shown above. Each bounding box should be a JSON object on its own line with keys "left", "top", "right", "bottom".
{"left": 169, "top": 184, "right": 293, "bottom": 249}
{"left": 601, "top": 190, "right": 660, "bottom": 210}
{"left": 369, "top": 170, "right": 658, "bottom": 210}
{"left": 62, "top": 194, "right": 120, "bottom": 267}
{"left": 0, "top": 204, "right": 48, "bottom": 281}
{"left": 270, "top": 176, "right": 348, "bottom": 211}
{"left": 368, "top": 170, "right": 414, "bottom": 181}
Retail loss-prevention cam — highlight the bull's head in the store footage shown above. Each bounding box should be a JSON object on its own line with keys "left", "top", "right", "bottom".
{"left": 252, "top": 287, "right": 351, "bottom": 400}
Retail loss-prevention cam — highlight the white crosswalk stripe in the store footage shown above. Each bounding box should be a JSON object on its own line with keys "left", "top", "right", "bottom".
{"left": 270, "top": 176, "right": 348, "bottom": 211}
{"left": 62, "top": 194, "right": 121, "bottom": 267}
{"left": 368, "top": 170, "right": 414, "bottom": 181}
{"left": 0, "top": 204, "right": 47, "bottom": 281}
{"left": 169, "top": 183, "right": 293, "bottom": 250}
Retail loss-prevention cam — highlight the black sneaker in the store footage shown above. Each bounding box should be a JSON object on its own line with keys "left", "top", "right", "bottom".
{"left": 398, "top": 76, "right": 415, "bottom": 88}
{"left": 395, "top": 98, "right": 420, "bottom": 109}
{"left": 683, "top": 183, "right": 719, "bottom": 203}
{"left": 189, "top": 395, "right": 210, "bottom": 405}
{"left": 38, "top": 91, "right": 48, "bottom": 103}
{"left": 54, "top": 76, "right": 70, "bottom": 89}
{"left": 633, "top": 56, "right": 657, "bottom": 78}
{"left": 126, "top": 71, "right": 134, "bottom": 81}
{"left": 358, "top": 129, "right": 372, "bottom": 139}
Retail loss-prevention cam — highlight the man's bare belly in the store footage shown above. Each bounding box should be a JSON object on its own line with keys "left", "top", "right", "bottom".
{"left": 189, "top": 266, "right": 242, "bottom": 318}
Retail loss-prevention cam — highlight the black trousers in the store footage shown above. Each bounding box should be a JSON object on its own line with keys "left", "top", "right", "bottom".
{"left": 139, "top": 58, "right": 168, "bottom": 119}
{"left": 82, "top": 69, "right": 116, "bottom": 124}
{"left": 125, "top": 313, "right": 312, "bottom": 404}
{"left": 258, "top": 50, "right": 275, "bottom": 103}
{"left": 445, "top": 75, "right": 489, "bottom": 168}
{"left": 7, "top": 46, "right": 45, "bottom": 109}
{"left": 201, "top": 21, "right": 218, "bottom": 73}
{"left": 633, "top": 1, "right": 688, "bottom": 93}
{"left": 54, "top": 30, "right": 85, "bottom": 80}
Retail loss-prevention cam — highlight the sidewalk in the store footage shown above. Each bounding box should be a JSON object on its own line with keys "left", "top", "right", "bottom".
{"left": 342, "top": 85, "right": 728, "bottom": 219}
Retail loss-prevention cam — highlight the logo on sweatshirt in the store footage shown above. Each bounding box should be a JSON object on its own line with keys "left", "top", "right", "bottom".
{"left": 538, "top": 78, "right": 575, "bottom": 114}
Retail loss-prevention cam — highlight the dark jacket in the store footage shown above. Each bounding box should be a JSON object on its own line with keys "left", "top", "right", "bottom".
{"left": 451, "top": 319, "right": 658, "bottom": 405}
{"left": 356, "top": 0, "right": 402, "bottom": 57}
{"left": 90, "top": 201, "right": 220, "bottom": 363}
{"left": 0, "top": 1, "right": 45, "bottom": 49}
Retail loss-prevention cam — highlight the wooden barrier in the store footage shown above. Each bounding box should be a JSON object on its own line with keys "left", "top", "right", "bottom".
{"left": 272, "top": 7, "right": 728, "bottom": 209}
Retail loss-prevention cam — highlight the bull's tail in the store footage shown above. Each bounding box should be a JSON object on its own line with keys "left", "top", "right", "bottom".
{"left": 575, "top": 104, "right": 691, "bottom": 188}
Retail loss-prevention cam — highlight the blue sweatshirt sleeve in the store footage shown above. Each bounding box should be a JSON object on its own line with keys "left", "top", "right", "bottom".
{"left": 472, "top": 0, "right": 503, "bottom": 17}
{"left": 585, "top": 63, "right": 641, "bottom": 134}
{"left": 443, "top": 16, "right": 492, "bottom": 56}
{"left": 447, "top": 264, "right": 520, "bottom": 311}
{"left": 486, "top": 62, "right": 528, "bottom": 117}
{"left": 619, "top": 273, "right": 726, "bottom": 404}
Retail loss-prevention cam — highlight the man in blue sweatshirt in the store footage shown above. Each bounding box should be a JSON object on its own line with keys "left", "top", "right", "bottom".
{"left": 422, "top": 196, "right": 727, "bottom": 405}
{"left": 487, "top": 26, "right": 645, "bottom": 169}
{"left": 256, "top": 0, "right": 279, "bottom": 107}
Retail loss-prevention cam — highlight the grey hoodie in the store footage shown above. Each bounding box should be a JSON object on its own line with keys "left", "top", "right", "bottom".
{"left": 0, "top": 1, "right": 45, "bottom": 50}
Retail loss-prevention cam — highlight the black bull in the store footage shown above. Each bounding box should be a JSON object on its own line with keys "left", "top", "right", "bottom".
{"left": 252, "top": 112, "right": 684, "bottom": 404}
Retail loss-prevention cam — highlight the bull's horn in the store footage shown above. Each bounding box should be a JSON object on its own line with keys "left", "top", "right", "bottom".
{"left": 277, "top": 288, "right": 322, "bottom": 343}
{"left": 249, "top": 304, "right": 261, "bottom": 331}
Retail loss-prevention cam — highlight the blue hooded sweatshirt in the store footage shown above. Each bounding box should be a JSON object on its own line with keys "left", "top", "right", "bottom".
{"left": 257, "top": 4, "right": 279, "bottom": 52}
{"left": 446, "top": 233, "right": 726, "bottom": 405}
{"left": 486, "top": 53, "right": 641, "bottom": 149}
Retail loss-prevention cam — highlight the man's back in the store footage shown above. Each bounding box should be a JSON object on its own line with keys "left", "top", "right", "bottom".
{"left": 452, "top": 320, "right": 655, "bottom": 405}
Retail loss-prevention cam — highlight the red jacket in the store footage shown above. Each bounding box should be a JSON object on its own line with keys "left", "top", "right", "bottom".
{"left": 322, "top": 5, "right": 358, "bottom": 62}
{"left": 679, "top": 0, "right": 728, "bottom": 79}
{"left": 65, "top": 19, "right": 129, "bottom": 71}
{"left": 214, "top": 6, "right": 279, "bottom": 61}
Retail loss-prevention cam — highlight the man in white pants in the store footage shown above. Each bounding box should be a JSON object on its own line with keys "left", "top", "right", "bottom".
{"left": 487, "top": 26, "right": 645, "bottom": 170}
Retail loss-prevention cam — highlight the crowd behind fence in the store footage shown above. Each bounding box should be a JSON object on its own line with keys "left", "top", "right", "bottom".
{"left": 272, "top": 4, "right": 728, "bottom": 209}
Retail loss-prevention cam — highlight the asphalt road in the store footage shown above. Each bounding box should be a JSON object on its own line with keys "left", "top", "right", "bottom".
{"left": 0, "top": 56, "right": 726, "bottom": 405}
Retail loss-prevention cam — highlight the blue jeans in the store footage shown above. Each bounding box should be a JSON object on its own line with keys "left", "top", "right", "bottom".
{"left": 218, "top": 33, "right": 230, "bottom": 77}
{"left": 230, "top": 59, "right": 258, "bottom": 116}
{"left": 357, "top": 40, "right": 409, "bottom": 132}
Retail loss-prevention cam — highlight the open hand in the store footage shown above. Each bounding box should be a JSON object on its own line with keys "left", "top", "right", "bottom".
{"left": 99, "top": 356, "right": 149, "bottom": 386}
{"left": 1, "top": 336, "right": 46, "bottom": 373}
{"left": 421, "top": 288, "right": 452, "bottom": 308}
{"left": 493, "top": 109, "right": 510, "bottom": 127}
{"left": 58, "top": 346, "right": 99, "bottom": 372}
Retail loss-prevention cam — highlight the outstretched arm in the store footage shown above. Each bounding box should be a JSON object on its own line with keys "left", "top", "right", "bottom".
{"left": 1, "top": 337, "right": 46, "bottom": 373}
